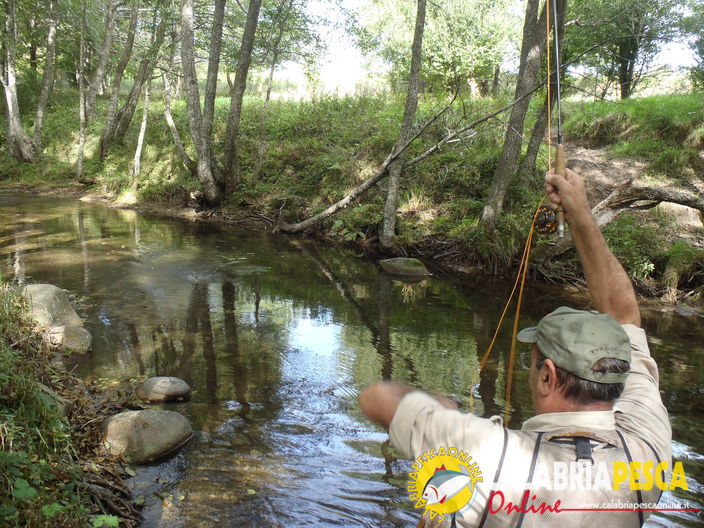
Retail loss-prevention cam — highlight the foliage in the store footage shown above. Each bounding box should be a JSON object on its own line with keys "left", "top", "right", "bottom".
{"left": 565, "top": 0, "right": 686, "bottom": 98}
{"left": 0, "top": 284, "right": 92, "bottom": 527}
{"left": 602, "top": 214, "right": 666, "bottom": 280}
{"left": 356, "top": 0, "right": 519, "bottom": 93}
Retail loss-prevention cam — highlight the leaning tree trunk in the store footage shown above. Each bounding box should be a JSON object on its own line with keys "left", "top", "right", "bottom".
{"left": 85, "top": 0, "right": 118, "bottom": 119}
{"left": 99, "top": 0, "right": 139, "bottom": 160}
{"left": 180, "top": 0, "right": 222, "bottom": 206}
{"left": 200, "top": 0, "right": 228, "bottom": 188}
{"left": 518, "top": 2, "right": 566, "bottom": 184}
{"left": 130, "top": 80, "right": 150, "bottom": 185}
{"left": 222, "top": 0, "right": 263, "bottom": 192}
{"left": 2, "top": 0, "right": 35, "bottom": 161}
{"left": 111, "top": 12, "right": 166, "bottom": 147}
{"left": 33, "top": 0, "right": 59, "bottom": 152}
{"left": 379, "top": 0, "right": 427, "bottom": 252}
{"left": 76, "top": 0, "right": 88, "bottom": 182}
{"left": 163, "top": 23, "right": 196, "bottom": 174}
{"left": 479, "top": 0, "right": 559, "bottom": 231}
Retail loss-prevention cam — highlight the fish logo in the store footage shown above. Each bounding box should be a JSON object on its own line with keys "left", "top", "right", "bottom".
{"left": 407, "top": 446, "right": 483, "bottom": 522}
{"left": 422, "top": 466, "right": 474, "bottom": 505}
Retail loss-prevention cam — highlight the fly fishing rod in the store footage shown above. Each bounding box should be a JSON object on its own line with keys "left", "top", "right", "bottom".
{"left": 551, "top": 0, "right": 566, "bottom": 238}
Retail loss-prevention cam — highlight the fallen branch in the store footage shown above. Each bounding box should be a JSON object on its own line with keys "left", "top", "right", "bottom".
{"left": 534, "top": 180, "right": 704, "bottom": 267}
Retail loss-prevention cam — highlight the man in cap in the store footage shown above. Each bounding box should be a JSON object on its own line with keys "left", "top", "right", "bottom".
{"left": 359, "top": 168, "right": 672, "bottom": 526}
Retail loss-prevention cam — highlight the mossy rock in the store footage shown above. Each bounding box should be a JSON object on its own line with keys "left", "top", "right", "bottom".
{"left": 378, "top": 257, "right": 430, "bottom": 277}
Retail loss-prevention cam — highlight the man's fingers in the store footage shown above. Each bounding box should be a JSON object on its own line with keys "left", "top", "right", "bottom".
{"left": 545, "top": 171, "right": 568, "bottom": 189}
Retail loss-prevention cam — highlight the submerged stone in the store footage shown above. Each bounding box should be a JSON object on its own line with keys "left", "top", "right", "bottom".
{"left": 135, "top": 377, "right": 191, "bottom": 403}
{"left": 378, "top": 257, "right": 431, "bottom": 277}
{"left": 102, "top": 410, "right": 192, "bottom": 464}
{"left": 22, "top": 284, "right": 83, "bottom": 328}
{"left": 45, "top": 325, "right": 92, "bottom": 354}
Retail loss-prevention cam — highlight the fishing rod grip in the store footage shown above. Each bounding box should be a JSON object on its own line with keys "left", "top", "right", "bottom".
{"left": 555, "top": 144, "right": 566, "bottom": 238}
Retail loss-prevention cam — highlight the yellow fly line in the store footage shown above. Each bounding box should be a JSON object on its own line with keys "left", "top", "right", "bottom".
{"left": 470, "top": 0, "right": 558, "bottom": 425}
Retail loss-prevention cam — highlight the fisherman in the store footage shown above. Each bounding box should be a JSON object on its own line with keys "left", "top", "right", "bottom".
{"left": 359, "top": 167, "right": 672, "bottom": 526}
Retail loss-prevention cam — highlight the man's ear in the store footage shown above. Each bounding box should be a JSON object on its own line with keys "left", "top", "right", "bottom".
{"left": 537, "top": 358, "right": 560, "bottom": 397}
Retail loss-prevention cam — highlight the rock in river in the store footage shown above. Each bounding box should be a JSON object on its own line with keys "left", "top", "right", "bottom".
{"left": 378, "top": 257, "right": 431, "bottom": 277}
{"left": 22, "top": 284, "right": 84, "bottom": 327}
{"left": 102, "top": 410, "right": 192, "bottom": 464}
{"left": 45, "top": 325, "right": 92, "bottom": 354}
{"left": 135, "top": 377, "right": 191, "bottom": 403}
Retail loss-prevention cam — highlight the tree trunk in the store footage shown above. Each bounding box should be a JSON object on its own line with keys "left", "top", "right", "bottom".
{"left": 200, "top": 0, "right": 227, "bottom": 187}
{"left": 492, "top": 65, "right": 501, "bottom": 95}
{"left": 99, "top": 0, "right": 139, "bottom": 160}
{"left": 33, "top": 0, "right": 59, "bottom": 152}
{"left": 2, "top": 0, "right": 35, "bottom": 161}
{"left": 618, "top": 39, "right": 636, "bottom": 99}
{"left": 379, "top": 0, "right": 427, "bottom": 252}
{"left": 180, "top": 0, "right": 221, "bottom": 206}
{"left": 222, "top": 0, "right": 262, "bottom": 191}
{"left": 163, "top": 24, "right": 196, "bottom": 174}
{"left": 86, "top": 0, "right": 118, "bottom": 119}
{"left": 518, "top": 3, "right": 565, "bottom": 184}
{"left": 76, "top": 0, "right": 87, "bottom": 182}
{"left": 111, "top": 12, "right": 166, "bottom": 147}
{"left": 479, "top": 0, "right": 557, "bottom": 231}
{"left": 130, "top": 80, "right": 150, "bottom": 184}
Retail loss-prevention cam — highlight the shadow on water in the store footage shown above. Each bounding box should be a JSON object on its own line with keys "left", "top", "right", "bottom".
{"left": 0, "top": 192, "right": 702, "bottom": 527}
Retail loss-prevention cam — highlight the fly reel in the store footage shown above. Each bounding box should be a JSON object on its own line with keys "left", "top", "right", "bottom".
{"left": 534, "top": 206, "right": 558, "bottom": 234}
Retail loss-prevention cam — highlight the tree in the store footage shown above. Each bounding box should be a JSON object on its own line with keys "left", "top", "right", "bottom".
{"left": 32, "top": 0, "right": 59, "bottom": 152}
{"left": 1, "top": 0, "right": 37, "bottom": 161}
{"left": 99, "top": 0, "right": 139, "bottom": 160}
{"left": 566, "top": 0, "right": 683, "bottom": 99}
{"left": 379, "top": 0, "right": 426, "bottom": 252}
{"left": 180, "top": 0, "right": 226, "bottom": 206}
{"left": 222, "top": 0, "right": 263, "bottom": 191}
{"left": 480, "top": 0, "right": 566, "bottom": 231}
{"left": 85, "top": 0, "right": 118, "bottom": 118}
{"left": 249, "top": 0, "right": 323, "bottom": 183}
{"left": 358, "top": 0, "right": 518, "bottom": 93}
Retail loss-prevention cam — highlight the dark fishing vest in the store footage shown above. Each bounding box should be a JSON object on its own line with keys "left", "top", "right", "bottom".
{"left": 442, "top": 427, "right": 667, "bottom": 528}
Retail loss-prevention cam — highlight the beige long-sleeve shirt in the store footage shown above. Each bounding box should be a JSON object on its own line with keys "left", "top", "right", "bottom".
{"left": 389, "top": 324, "right": 672, "bottom": 527}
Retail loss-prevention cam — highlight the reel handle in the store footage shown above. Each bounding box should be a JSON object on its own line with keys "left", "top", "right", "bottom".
{"left": 555, "top": 144, "right": 566, "bottom": 238}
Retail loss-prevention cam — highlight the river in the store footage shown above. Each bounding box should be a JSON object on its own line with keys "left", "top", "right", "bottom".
{"left": 0, "top": 192, "right": 701, "bottom": 527}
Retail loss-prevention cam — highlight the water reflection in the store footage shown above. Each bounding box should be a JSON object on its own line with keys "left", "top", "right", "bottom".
{"left": 0, "top": 192, "right": 701, "bottom": 527}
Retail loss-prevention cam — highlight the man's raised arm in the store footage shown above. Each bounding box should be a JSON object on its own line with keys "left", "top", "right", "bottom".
{"left": 545, "top": 168, "right": 641, "bottom": 327}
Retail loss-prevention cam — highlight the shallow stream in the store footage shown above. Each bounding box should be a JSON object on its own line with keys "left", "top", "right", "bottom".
{"left": 0, "top": 192, "right": 701, "bottom": 527}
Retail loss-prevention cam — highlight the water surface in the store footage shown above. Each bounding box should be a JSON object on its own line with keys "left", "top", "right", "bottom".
{"left": 0, "top": 192, "right": 701, "bottom": 527}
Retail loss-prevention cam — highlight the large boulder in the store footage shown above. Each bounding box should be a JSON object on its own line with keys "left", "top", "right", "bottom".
{"left": 45, "top": 326, "right": 92, "bottom": 354}
{"left": 22, "top": 284, "right": 83, "bottom": 328}
{"left": 102, "top": 410, "right": 192, "bottom": 464}
{"left": 379, "top": 257, "right": 431, "bottom": 277}
{"left": 135, "top": 377, "right": 191, "bottom": 403}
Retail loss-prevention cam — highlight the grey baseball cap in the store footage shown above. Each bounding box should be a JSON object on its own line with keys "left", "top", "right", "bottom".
{"left": 517, "top": 306, "right": 631, "bottom": 383}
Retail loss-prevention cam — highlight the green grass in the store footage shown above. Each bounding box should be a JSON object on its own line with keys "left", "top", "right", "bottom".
{"left": 0, "top": 282, "right": 98, "bottom": 527}
{"left": 564, "top": 94, "right": 704, "bottom": 181}
{"left": 0, "top": 89, "right": 700, "bottom": 282}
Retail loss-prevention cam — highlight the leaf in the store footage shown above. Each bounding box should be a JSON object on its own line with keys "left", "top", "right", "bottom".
{"left": 11, "top": 478, "right": 37, "bottom": 500}
{"left": 91, "top": 514, "right": 119, "bottom": 527}
{"left": 124, "top": 467, "right": 136, "bottom": 477}
{"left": 41, "top": 503, "right": 64, "bottom": 518}
{"left": 134, "top": 496, "right": 145, "bottom": 506}
{"left": 247, "top": 489, "right": 256, "bottom": 495}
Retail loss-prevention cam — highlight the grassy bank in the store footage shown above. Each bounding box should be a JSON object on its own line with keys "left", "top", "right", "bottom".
{"left": 0, "top": 91, "right": 702, "bottom": 299}
{"left": 0, "top": 284, "right": 130, "bottom": 527}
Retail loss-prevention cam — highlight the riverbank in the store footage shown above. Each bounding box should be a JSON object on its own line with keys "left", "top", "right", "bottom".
{"left": 1, "top": 92, "right": 702, "bottom": 303}
{"left": 0, "top": 283, "right": 140, "bottom": 527}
